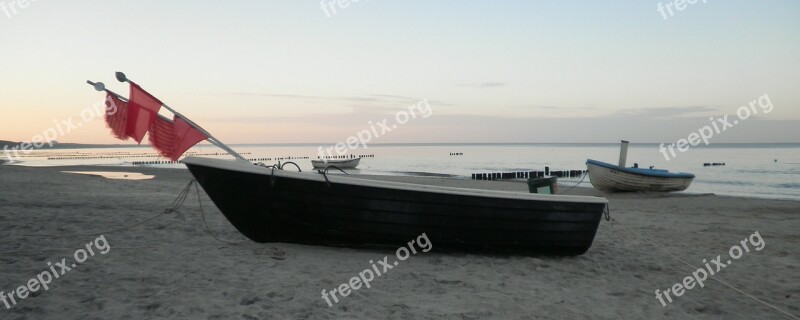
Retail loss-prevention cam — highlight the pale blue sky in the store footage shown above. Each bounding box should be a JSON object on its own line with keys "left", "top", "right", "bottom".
{"left": 1, "top": 1, "right": 798, "bottom": 143}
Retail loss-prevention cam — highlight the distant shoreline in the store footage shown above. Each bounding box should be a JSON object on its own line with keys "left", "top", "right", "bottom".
{"left": 2, "top": 140, "right": 799, "bottom": 150}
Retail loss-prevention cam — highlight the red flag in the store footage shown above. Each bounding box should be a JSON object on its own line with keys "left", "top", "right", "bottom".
{"left": 148, "top": 116, "right": 176, "bottom": 159}
{"left": 104, "top": 92, "right": 129, "bottom": 140}
{"left": 172, "top": 117, "right": 208, "bottom": 160}
{"left": 148, "top": 116, "right": 208, "bottom": 161}
{"left": 127, "top": 82, "right": 162, "bottom": 143}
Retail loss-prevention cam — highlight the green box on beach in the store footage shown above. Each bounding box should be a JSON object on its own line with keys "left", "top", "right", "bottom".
{"left": 527, "top": 176, "right": 558, "bottom": 194}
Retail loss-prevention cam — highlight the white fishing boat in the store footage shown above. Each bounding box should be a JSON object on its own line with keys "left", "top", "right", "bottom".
{"left": 311, "top": 157, "right": 360, "bottom": 169}
{"left": 586, "top": 141, "right": 695, "bottom": 192}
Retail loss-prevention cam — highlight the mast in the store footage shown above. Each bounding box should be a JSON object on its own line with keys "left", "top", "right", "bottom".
{"left": 87, "top": 75, "right": 248, "bottom": 161}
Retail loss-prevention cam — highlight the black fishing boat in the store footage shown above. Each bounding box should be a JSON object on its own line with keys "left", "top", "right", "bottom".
{"left": 183, "top": 156, "right": 609, "bottom": 255}
{"left": 88, "top": 72, "right": 610, "bottom": 256}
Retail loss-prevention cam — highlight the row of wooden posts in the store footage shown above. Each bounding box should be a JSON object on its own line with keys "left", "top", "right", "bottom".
{"left": 472, "top": 167, "right": 587, "bottom": 180}
{"left": 131, "top": 156, "right": 315, "bottom": 166}
{"left": 317, "top": 154, "right": 375, "bottom": 159}
{"left": 46, "top": 152, "right": 250, "bottom": 160}
{"left": 132, "top": 154, "right": 377, "bottom": 166}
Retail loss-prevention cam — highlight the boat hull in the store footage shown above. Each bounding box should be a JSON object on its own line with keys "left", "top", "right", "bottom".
{"left": 586, "top": 160, "right": 694, "bottom": 192}
{"left": 184, "top": 157, "right": 608, "bottom": 255}
{"left": 311, "top": 157, "right": 360, "bottom": 169}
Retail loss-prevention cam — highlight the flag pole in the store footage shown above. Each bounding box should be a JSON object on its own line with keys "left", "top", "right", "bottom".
{"left": 87, "top": 80, "right": 125, "bottom": 100}
{"left": 87, "top": 78, "right": 249, "bottom": 162}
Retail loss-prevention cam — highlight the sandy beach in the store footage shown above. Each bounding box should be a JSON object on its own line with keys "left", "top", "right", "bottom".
{"left": 1, "top": 165, "right": 798, "bottom": 319}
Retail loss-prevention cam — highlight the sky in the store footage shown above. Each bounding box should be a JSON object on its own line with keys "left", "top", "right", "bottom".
{"left": 0, "top": 1, "right": 798, "bottom": 145}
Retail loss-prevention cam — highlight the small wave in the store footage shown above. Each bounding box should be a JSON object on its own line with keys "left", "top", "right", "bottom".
{"left": 392, "top": 171, "right": 459, "bottom": 177}
{"left": 737, "top": 169, "right": 800, "bottom": 175}
{"left": 775, "top": 183, "right": 800, "bottom": 189}
{"left": 700, "top": 180, "right": 755, "bottom": 186}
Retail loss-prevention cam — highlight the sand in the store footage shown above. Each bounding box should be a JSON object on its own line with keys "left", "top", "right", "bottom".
{"left": 0, "top": 165, "right": 798, "bottom": 319}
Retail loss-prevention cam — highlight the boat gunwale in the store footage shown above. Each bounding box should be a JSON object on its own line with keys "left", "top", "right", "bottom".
{"left": 182, "top": 156, "right": 608, "bottom": 204}
{"left": 586, "top": 159, "right": 695, "bottom": 179}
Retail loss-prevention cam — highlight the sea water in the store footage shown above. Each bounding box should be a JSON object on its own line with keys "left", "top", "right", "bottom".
{"left": 9, "top": 143, "right": 800, "bottom": 201}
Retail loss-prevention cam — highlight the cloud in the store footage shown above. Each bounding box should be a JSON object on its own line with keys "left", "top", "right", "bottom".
{"left": 222, "top": 92, "right": 448, "bottom": 107}
{"left": 210, "top": 104, "right": 406, "bottom": 126}
{"left": 458, "top": 82, "right": 507, "bottom": 88}
{"left": 611, "top": 106, "right": 720, "bottom": 119}
{"left": 527, "top": 105, "right": 597, "bottom": 111}
{"left": 225, "top": 92, "right": 323, "bottom": 100}
{"left": 207, "top": 110, "right": 800, "bottom": 144}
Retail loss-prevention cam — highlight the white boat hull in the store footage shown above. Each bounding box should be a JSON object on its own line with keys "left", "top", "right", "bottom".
{"left": 311, "top": 157, "right": 360, "bottom": 169}
{"left": 586, "top": 161, "right": 693, "bottom": 192}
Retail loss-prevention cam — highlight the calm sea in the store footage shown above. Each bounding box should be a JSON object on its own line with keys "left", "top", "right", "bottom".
{"left": 9, "top": 143, "right": 800, "bottom": 201}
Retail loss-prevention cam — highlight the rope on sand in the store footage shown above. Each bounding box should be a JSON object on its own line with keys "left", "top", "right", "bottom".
{"left": 610, "top": 217, "right": 799, "bottom": 319}
{"left": 17, "top": 211, "right": 170, "bottom": 238}
{"left": 559, "top": 171, "right": 589, "bottom": 194}
{"left": 193, "top": 180, "right": 247, "bottom": 245}
{"left": 13, "top": 180, "right": 245, "bottom": 245}
{"left": 15, "top": 180, "right": 196, "bottom": 238}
